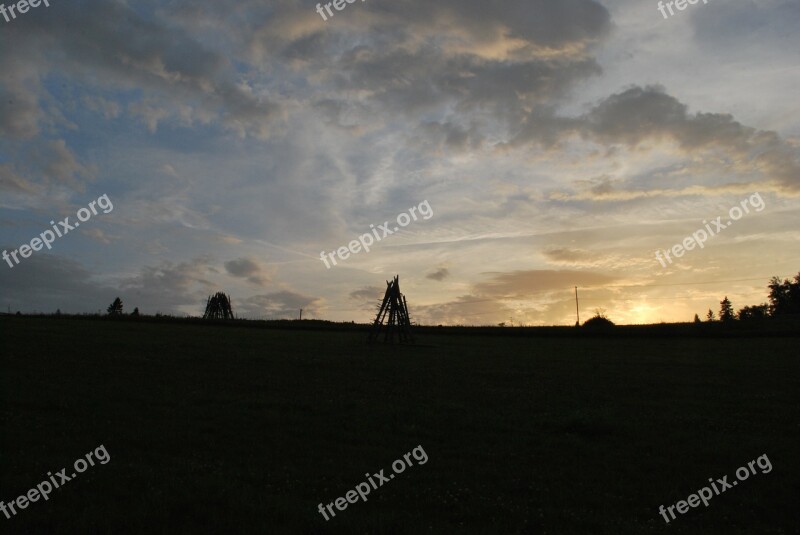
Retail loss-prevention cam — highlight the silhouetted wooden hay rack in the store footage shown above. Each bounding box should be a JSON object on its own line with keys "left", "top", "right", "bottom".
{"left": 368, "top": 275, "right": 413, "bottom": 344}
{"left": 203, "top": 292, "right": 234, "bottom": 320}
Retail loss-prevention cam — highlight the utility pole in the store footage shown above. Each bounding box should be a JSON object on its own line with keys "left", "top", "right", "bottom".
{"left": 299, "top": 308, "right": 303, "bottom": 321}
{"left": 574, "top": 286, "right": 580, "bottom": 327}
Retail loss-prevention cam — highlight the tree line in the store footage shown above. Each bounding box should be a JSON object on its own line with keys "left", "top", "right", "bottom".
{"left": 698, "top": 273, "right": 800, "bottom": 322}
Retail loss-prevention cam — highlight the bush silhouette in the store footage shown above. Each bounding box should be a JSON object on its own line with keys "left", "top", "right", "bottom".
{"left": 583, "top": 315, "right": 615, "bottom": 329}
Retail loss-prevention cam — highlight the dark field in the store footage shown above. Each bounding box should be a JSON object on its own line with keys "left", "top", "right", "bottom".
{"left": 1, "top": 316, "right": 798, "bottom": 534}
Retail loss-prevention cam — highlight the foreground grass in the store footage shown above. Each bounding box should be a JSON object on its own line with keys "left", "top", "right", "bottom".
{"left": 1, "top": 317, "right": 798, "bottom": 534}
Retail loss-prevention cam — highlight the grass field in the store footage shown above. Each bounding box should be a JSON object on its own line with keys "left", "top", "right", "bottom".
{"left": 1, "top": 316, "right": 798, "bottom": 534}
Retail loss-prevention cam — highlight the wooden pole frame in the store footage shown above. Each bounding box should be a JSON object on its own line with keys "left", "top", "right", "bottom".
{"left": 368, "top": 275, "right": 413, "bottom": 344}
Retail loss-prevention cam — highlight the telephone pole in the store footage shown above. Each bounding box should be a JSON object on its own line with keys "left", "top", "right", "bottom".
{"left": 299, "top": 308, "right": 303, "bottom": 321}
{"left": 574, "top": 286, "right": 580, "bottom": 327}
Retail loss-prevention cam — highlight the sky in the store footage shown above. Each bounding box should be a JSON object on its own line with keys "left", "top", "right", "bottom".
{"left": 1, "top": 0, "right": 799, "bottom": 325}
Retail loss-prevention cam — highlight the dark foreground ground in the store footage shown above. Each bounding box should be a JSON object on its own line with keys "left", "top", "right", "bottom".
{"left": 1, "top": 316, "right": 798, "bottom": 534}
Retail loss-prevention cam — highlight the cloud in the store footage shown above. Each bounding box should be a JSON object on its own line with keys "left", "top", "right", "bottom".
{"left": 413, "top": 294, "right": 513, "bottom": 326}
{"left": 120, "top": 257, "right": 217, "bottom": 314}
{"left": 0, "top": 140, "right": 94, "bottom": 201}
{"left": 0, "top": 51, "right": 44, "bottom": 139}
{"left": 332, "top": 42, "right": 602, "bottom": 122}
{"left": 585, "top": 87, "right": 800, "bottom": 192}
{"left": 0, "top": 0, "right": 280, "bottom": 140}
{"left": 82, "top": 95, "right": 121, "bottom": 120}
{"left": 474, "top": 269, "right": 619, "bottom": 297}
{"left": 511, "top": 85, "right": 800, "bottom": 196}
{"left": 224, "top": 257, "right": 271, "bottom": 286}
{"left": 414, "top": 121, "right": 484, "bottom": 154}
{"left": 692, "top": 0, "right": 800, "bottom": 51}
{"left": 543, "top": 248, "right": 597, "bottom": 264}
{"left": 542, "top": 247, "right": 652, "bottom": 270}
{"left": 412, "top": 269, "right": 620, "bottom": 325}
{"left": 1, "top": 0, "right": 797, "bottom": 329}
{"left": 349, "top": 286, "right": 382, "bottom": 301}
{"left": 38, "top": 139, "right": 94, "bottom": 189}
{"left": 348, "top": 286, "right": 382, "bottom": 314}
{"left": 241, "top": 0, "right": 610, "bottom": 138}
{"left": 238, "top": 290, "right": 323, "bottom": 319}
{"left": 0, "top": 250, "right": 116, "bottom": 313}
{"left": 81, "top": 227, "right": 116, "bottom": 244}
{"left": 426, "top": 267, "right": 450, "bottom": 281}
{"left": 0, "top": 164, "right": 41, "bottom": 196}
{"left": 128, "top": 101, "right": 171, "bottom": 133}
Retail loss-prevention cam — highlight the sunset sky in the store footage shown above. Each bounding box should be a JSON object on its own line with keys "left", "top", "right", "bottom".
{"left": 2, "top": 0, "right": 799, "bottom": 325}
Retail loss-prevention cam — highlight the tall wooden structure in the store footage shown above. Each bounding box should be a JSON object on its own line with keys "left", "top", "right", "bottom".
{"left": 203, "top": 292, "right": 234, "bottom": 320}
{"left": 368, "top": 275, "right": 413, "bottom": 344}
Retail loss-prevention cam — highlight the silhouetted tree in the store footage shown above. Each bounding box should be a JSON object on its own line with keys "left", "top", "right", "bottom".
{"left": 131, "top": 307, "right": 140, "bottom": 317}
{"left": 107, "top": 297, "right": 124, "bottom": 316}
{"left": 768, "top": 276, "right": 788, "bottom": 316}
{"left": 792, "top": 273, "right": 800, "bottom": 309}
{"left": 738, "top": 304, "right": 768, "bottom": 321}
{"left": 719, "top": 297, "right": 735, "bottom": 322}
{"left": 706, "top": 309, "right": 715, "bottom": 322}
{"left": 693, "top": 313, "right": 701, "bottom": 323}
{"left": 768, "top": 274, "right": 800, "bottom": 316}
